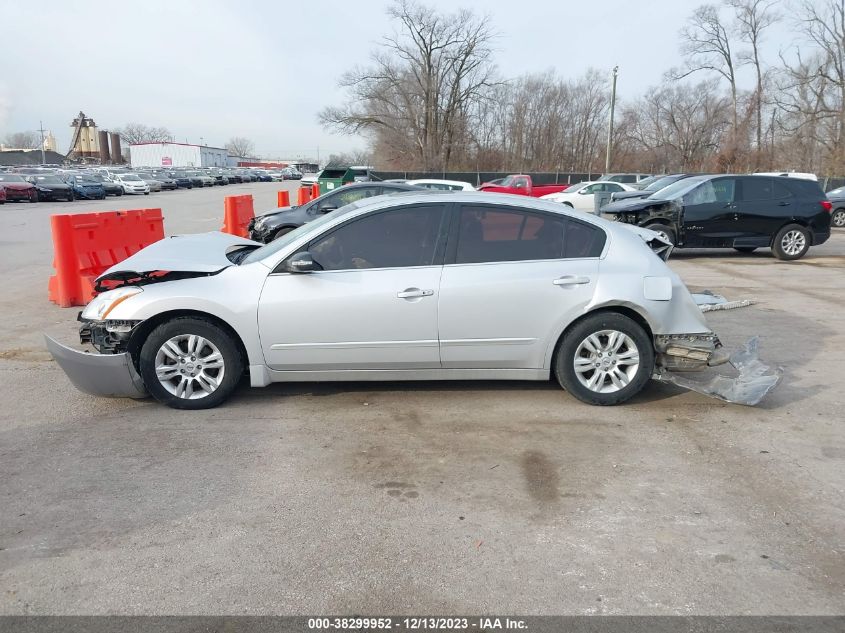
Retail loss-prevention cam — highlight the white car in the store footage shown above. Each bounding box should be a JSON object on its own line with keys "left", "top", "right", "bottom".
{"left": 541, "top": 181, "right": 636, "bottom": 211}
{"left": 45, "top": 192, "right": 780, "bottom": 410}
{"left": 113, "top": 173, "right": 150, "bottom": 195}
{"left": 407, "top": 179, "right": 476, "bottom": 191}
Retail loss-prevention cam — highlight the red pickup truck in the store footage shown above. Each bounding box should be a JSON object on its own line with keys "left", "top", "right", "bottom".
{"left": 477, "top": 174, "right": 570, "bottom": 197}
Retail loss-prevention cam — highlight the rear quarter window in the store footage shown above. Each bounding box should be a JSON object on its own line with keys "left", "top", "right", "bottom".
{"left": 787, "top": 179, "right": 825, "bottom": 199}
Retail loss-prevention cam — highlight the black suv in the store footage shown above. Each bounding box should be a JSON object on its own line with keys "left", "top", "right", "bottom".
{"left": 249, "top": 182, "right": 423, "bottom": 243}
{"left": 601, "top": 175, "right": 832, "bottom": 260}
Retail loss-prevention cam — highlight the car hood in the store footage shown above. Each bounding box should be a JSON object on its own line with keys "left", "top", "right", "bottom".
{"left": 602, "top": 197, "right": 671, "bottom": 213}
{"left": 95, "top": 231, "right": 259, "bottom": 282}
{"left": 611, "top": 190, "right": 650, "bottom": 201}
{"left": 1, "top": 182, "right": 33, "bottom": 190}
{"left": 37, "top": 183, "right": 71, "bottom": 188}
{"left": 257, "top": 205, "right": 295, "bottom": 219}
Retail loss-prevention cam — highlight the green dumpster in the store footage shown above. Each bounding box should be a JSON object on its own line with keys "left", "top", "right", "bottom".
{"left": 316, "top": 164, "right": 371, "bottom": 195}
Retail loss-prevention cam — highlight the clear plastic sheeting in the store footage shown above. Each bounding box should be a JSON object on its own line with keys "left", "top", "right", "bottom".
{"left": 656, "top": 336, "right": 782, "bottom": 406}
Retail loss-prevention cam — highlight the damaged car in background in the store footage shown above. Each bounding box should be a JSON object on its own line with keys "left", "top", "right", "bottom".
{"left": 46, "top": 192, "right": 781, "bottom": 410}
{"left": 600, "top": 174, "right": 832, "bottom": 260}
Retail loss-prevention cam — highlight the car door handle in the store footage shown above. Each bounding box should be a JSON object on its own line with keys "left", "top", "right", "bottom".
{"left": 397, "top": 288, "right": 434, "bottom": 299}
{"left": 778, "top": 201, "right": 791, "bottom": 206}
{"left": 553, "top": 275, "right": 590, "bottom": 287}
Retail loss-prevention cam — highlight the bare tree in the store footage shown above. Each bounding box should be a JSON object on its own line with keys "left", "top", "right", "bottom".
{"left": 320, "top": 0, "right": 498, "bottom": 171}
{"left": 324, "top": 149, "right": 372, "bottom": 166}
{"left": 620, "top": 78, "right": 733, "bottom": 171}
{"left": 226, "top": 136, "right": 255, "bottom": 158}
{"left": 116, "top": 123, "right": 172, "bottom": 145}
{"left": 671, "top": 4, "right": 740, "bottom": 154}
{"left": 728, "top": 0, "right": 780, "bottom": 165}
{"left": 3, "top": 131, "right": 40, "bottom": 149}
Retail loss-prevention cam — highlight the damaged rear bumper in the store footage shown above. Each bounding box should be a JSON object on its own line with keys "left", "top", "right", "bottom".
{"left": 45, "top": 335, "right": 147, "bottom": 399}
{"left": 654, "top": 336, "right": 782, "bottom": 406}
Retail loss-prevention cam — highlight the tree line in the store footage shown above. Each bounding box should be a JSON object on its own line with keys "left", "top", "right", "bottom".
{"left": 321, "top": 0, "right": 845, "bottom": 176}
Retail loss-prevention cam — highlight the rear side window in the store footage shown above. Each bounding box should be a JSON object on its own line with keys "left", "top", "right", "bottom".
{"left": 453, "top": 206, "right": 605, "bottom": 264}
{"left": 741, "top": 177, "right": 774, "bottom": 201}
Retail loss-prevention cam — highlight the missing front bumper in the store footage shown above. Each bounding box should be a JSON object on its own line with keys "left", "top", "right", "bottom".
{"left": 45, "top": 335, "right": 147, "bottom": 399}
{"left": 654, "top": 336, "right": 782, "bottom": 406}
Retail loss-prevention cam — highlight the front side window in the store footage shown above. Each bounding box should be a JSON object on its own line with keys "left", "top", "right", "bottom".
{"left": 309, "top": 205, "right": 446, "bottom": 271}
{"left": 685, "top": 178, "right": 736, "bottom": 205}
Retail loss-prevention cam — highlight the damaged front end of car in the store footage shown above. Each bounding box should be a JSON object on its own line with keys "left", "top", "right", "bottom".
{"left": 45, "top": 231, "right": 261, "bottom": 400}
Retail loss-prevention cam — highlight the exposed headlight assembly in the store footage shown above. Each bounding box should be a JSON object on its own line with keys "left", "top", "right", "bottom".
{"left": 81, "top": 287, "right": 143, "bottom": 321}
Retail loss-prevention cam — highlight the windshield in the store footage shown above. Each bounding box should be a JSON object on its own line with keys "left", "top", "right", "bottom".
{"left": 564, "top": 182, "right": 587, "bottom": 192}
{"left": 647, "top": 176, "right": 709, "bottom": 200}
{"left": 644, "top": 175, "right": 684, "bottom": 191}
{"left": 122, "top": 174, "right": 142, "bottom": 181}
{"left": 241, "top": 202, "right": 367, "bottom": 265}
{"left": 827, "top": 187, "right": 845, "bottom": 196}
{"left": 0, "top": 175, "right": 26, "bottom": 182}
{"left": 36, "top": 176, "right": 63, "bottom": 184}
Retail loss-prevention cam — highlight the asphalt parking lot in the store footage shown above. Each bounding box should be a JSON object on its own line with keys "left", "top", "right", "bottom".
{"left": 0, "top": 183, "right": 843, "bottom": 615}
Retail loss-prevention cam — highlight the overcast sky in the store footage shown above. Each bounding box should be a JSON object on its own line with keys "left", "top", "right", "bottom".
{"left": 0, "top": 0, "right": 799, "bottom": 161}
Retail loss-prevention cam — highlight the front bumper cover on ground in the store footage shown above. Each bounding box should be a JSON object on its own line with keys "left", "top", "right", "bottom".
{"left": 655, "top": 336, "right": 782, "bottom": 406}
{"left": 45, "top": 335, "right": 147, "bottom": 399}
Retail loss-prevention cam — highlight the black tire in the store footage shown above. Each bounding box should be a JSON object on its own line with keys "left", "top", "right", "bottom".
{"left": 734, "top": 246, "right": 757, "bottom": 253}
{"left": 272, "top": 226, "right": 296, "bottom": 241}
{"left": 643, "top": 223, "right": 676, "bottom": 246}
{"left": 144, "top": 191, "right": 150, "bottom": 195}
{"left": 832, "top": 208, "right": 845, "bottom": 228}
{"left": 139, "top": 317, "right": 243, "bottom": 410}
{"left": 29, "top": 192, "right": 38, "bottom": 203}
{"left": 772, "top": 223, "right": 810, "bottom": 260}
{"left": 554, "top": 312, "right": 654, "bottom": 406}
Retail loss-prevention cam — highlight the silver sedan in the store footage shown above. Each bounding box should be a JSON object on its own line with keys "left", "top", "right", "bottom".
{"left": 46, "top": 192, "right": 780, "bottom": 409}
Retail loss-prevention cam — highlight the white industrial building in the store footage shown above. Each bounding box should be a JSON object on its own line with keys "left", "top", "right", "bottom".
{"left": 129, "top": 142, "right": 229, "bottom": 168}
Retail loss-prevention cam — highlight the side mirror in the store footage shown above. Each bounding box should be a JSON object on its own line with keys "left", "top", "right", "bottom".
{"left": 284, "top": 251, "right": 322, "bottom": 273}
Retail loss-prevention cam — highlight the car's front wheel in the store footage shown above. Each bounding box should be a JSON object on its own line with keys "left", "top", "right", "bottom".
{"left": 643, "top": 223, "right": 676, "bottom": 246}
{"left": 272, "top": 226, "right": 296, "bottom": 241}
{"left": 139, "top": 317, "right": 243, "bottom": 410}
{"left": 772, "top": 224, "right": 810, "bottom": 260}
{"left": 832, "top": 208, "right": 845, "bottom": 228}
{"left": 554, "top": 312, "right": 654, "bottom": 406}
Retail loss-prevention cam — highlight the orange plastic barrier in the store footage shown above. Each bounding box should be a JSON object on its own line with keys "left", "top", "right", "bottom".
{"left": 48, "top": 209, "right": 165, "bottom": 307}
{"left": 277, "top": 190, "right": 290, "bottom": 207}
{"left": 297, "top": 187, "right": 311, "bottom": 205}
{"left": 311, "top": 183, "right": 320, "bottom": 199}
{"left": 221, "top": 194, "right": 254, "bottom": 238}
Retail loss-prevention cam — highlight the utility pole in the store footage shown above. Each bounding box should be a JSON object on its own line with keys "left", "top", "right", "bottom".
{"left": 604, "top": 66, "right": 618, "bottom": 174}
{"left": 38, "top": 120, "right": 47, "bottom": 164}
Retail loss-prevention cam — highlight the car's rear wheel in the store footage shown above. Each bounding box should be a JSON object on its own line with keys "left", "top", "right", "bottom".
{"left": 772, "top": 224, "right": 810, "bottom": 260}
{"left": 734, "top": 246, "right": 757, "bottom": 253}
{"left": 832, "top": 208, "right": 845, "bottom": 228}
{"left": 554, "top": 312, "right": 654, "bottom": 406}
{"left": 643, "top": 223, "right": 676, "bottom": 246}
{"left": 139, "top": 317, "right": 243, "bottom": 410}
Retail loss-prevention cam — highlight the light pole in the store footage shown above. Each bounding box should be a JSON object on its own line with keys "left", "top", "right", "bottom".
{"left": 604, "top": 66, "right": 619, "bottom": 174}
{"left": 38, "top": 120, "right": 47, "bottom": 164}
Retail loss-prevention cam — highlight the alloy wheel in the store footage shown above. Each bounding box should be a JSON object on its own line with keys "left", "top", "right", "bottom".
{"left": 573, "top": 329, "right": 640, "bottom": 394}
{"left": 154, "top": 334, "right": 226, "bottom": 399}
{"left": 780, "top": 230, "right": 806, "bottom": 257}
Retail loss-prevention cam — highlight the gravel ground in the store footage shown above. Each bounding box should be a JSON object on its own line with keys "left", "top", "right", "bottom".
{"left": 0, "top": 183, "right": 843, "bottom": 615}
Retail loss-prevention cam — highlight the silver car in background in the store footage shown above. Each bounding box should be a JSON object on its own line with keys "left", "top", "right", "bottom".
{"left": 45, "top": 192, "right": 780, "bottom": 410}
